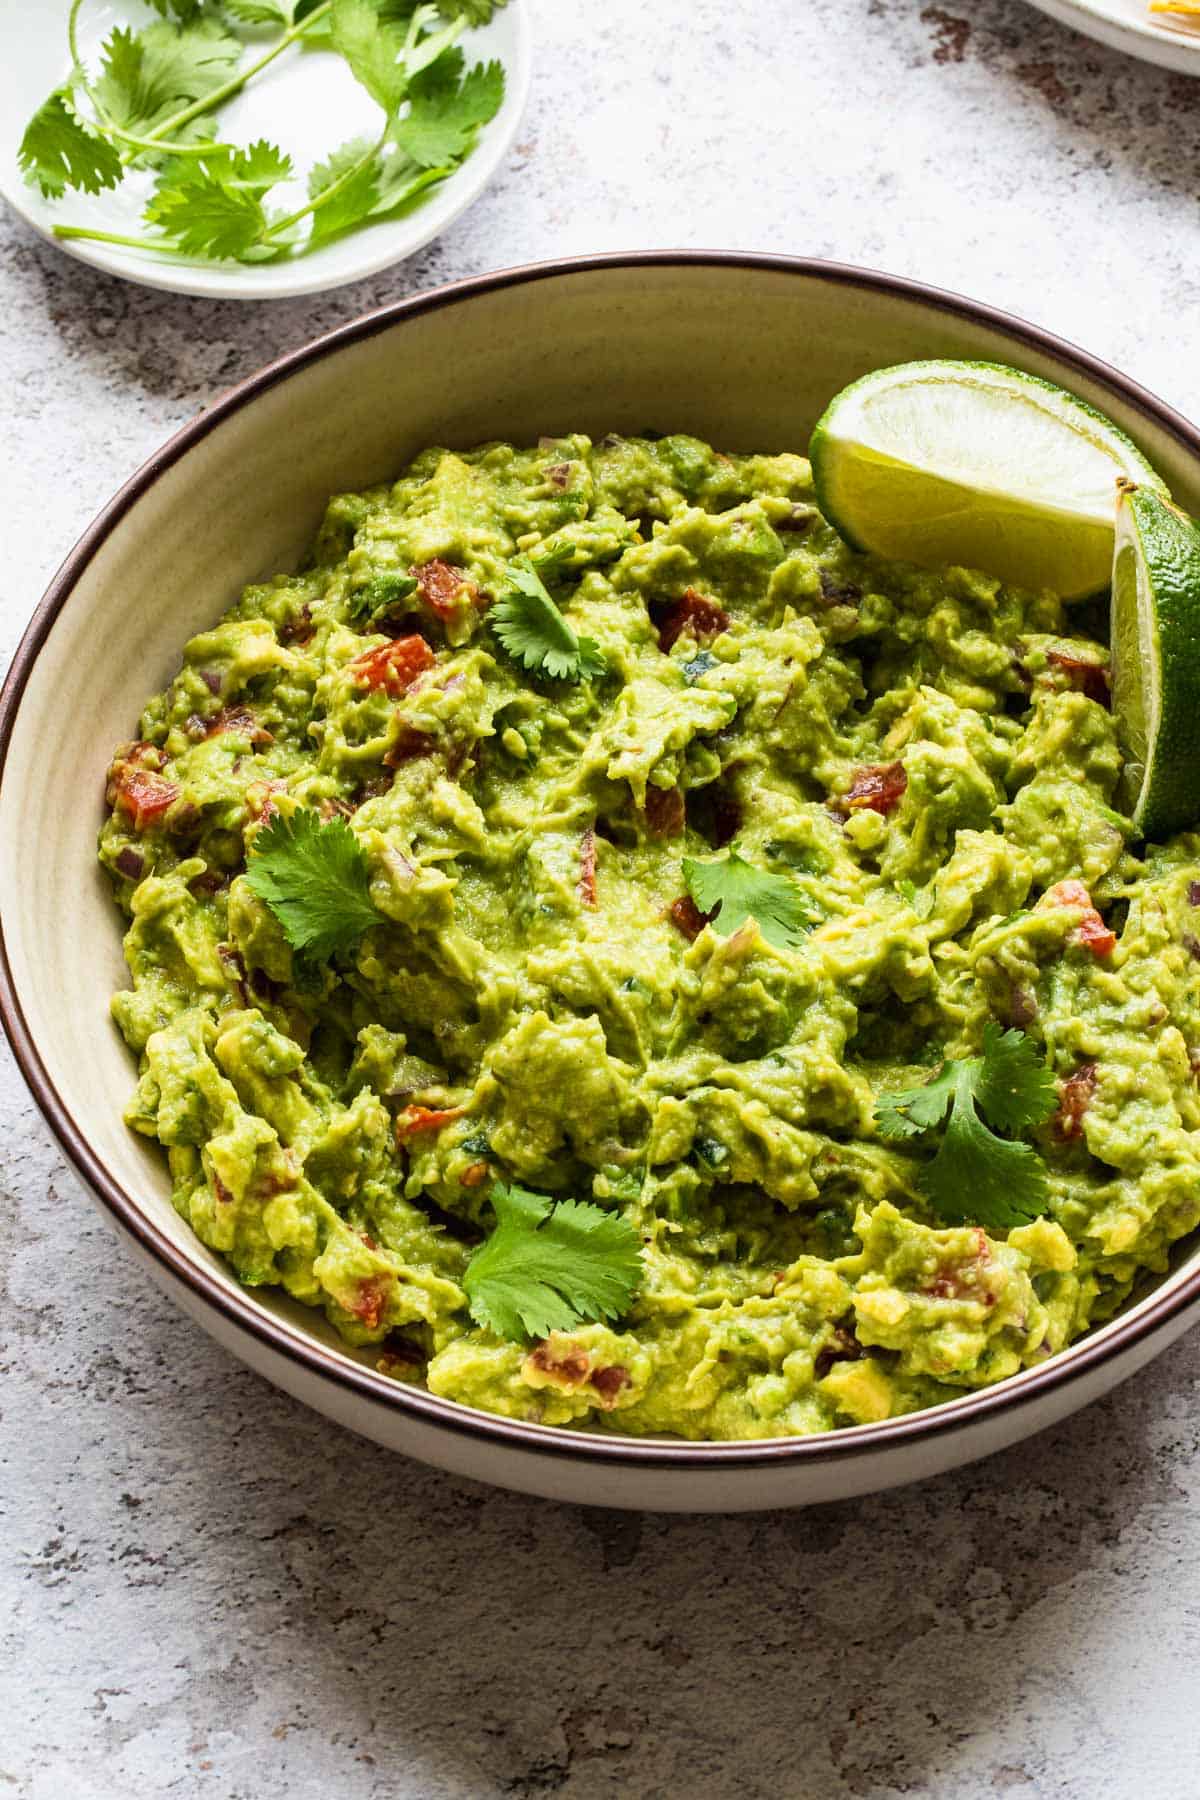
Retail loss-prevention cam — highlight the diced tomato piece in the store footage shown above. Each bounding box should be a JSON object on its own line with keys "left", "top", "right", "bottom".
{"left": 526, "top": 1341, "right": 591, "bottom": 1385}
{"left": 245, "top": 777, "right": 288, "bottom": 821}
{"left": 578, "top": 827, "right": 598, "bottom": 907}
{"left": 1055, "top": 1063, "right": 1098, "bottom": 1141}
{"left": 658, "top": 588, "right": 731, "bottom": 653}
{"left": 348, "top": 1275, "right": 390, "bottom": 1330}
{"left": 924, "top": 1228, "right": 996, "bottom": 1305}
{"left": 1075, "top": 912, "right": 1117, "bottom": 956}
{"left": 842, "top": 762, "right": 907, "bottom": 816}
{"left": 412, "top": 560, "right": 478, "bottom": 621}
{"left": 350, "top": 634, "right": 435, "bottom": 698}
{"left": 644, "top": 786, "right": 685, "bottom": 837}
{"left": 1045, "top": 649, "right": 1110, "bottom": 706}
{"left": 668, "top": 895, "right": 710, "bottom": 940}
{"left": 523, "top": 1340, "right": 630, "bottom": 1409}
{"left": 460, "top": 1159, "right": 491, "bottom": 1188}
{"left": 111, "top": 755, "right": 180, "bottom": 832}
{"left": 588, "top": 1365, "right": 631, "bottom": 1406}
{"left": 1041, "top": 879, "right": 1116, "bottom": 957}
{"left": 395, "top": 1104, "right": 466, "bottom": 1141}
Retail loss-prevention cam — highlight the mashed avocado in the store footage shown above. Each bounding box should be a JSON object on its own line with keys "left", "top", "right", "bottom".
{"left": 100, "top": 433, "right": 1200, "bottom": 1440}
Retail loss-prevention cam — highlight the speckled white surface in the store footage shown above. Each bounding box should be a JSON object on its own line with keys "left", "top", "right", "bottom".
{"left": 3, "top": 2, "right": 1200, "bottom": 1795}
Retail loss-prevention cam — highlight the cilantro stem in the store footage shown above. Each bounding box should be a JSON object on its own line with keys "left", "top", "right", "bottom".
{"left": 65, "top": 0, "right": 335, "bottom": 171}
{"left": 263, "top": 123, "right": 388, "bottom": 239}
{"left": 130, "top": 4, "right": 333, "bottom": 156}
{"left": 54, "top": 126, "right": 425, "bottom": 261}
{"left": 51, "top": 225, "right": 188, "bottom": 256}
{"left": 64, "top": 0, "right": 225, "bottom": 162}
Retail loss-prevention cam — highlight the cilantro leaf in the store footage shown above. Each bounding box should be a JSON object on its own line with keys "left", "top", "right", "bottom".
{"left": 872, "top": 1025, "right": 1059, "bottom": 1230}
{"left": 681, "top": 851, "right": 813, "bottom": 950}
{"left": 18, "top": 92, "right": 123, "bottom": 199}
{"left": 306, "top": 135, "right": 383, "bottom": 241}
{"left": 94, "top": 20, "right": 242, "bottom": 141}
{"left": 222, "top": 0, "right": 290, "bottom": 22}
{"left": 145, "top": 166, "right": 270, "bottom": 258}
{"left": 368, "top": 153, "right": 449, "bottom": 219}
{"left": 224, "top": 139, "right": 293, "bottom": 188}
{"left": 243, "top": 809, "right": 386, "bottom": 961}
{"left": 874, "top": 1063, "right": 958, "bottom": 1140}
{"left": 491, "top": 557, "right": 606, "bottom": 683}
{"left": 973, "top": 1021, "right": 1060, "bottom": 1133}
{"left": 391, "top": 49, "right": 503, "bottom": 167}
{"left": 330, "top": 0, "right": 412, "bottom": 113}
{"left": 922, "top": 1093, "right": 1050, "bottom": 1231}
{"left": 404, "top": 10, "right": 470, "bottom": 79}
{"left": 142, "top": 143, "right": 292, "bottom": 260}
{"left": 443, "top": 0, "right": 508, "bottom": 23}
{"left": 463, "top": 1183, "right": 643, "bottom": 1341}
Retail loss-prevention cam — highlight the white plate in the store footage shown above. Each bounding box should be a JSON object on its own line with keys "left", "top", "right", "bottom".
{"left": 0, "top": 0, "right": 530, "bottom": 300}
{"left": 1026, "top": 0, "right": 1200, "bottom": 76}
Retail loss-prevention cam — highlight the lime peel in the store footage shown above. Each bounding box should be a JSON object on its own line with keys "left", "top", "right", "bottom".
{"left": 1112, "top": 482, "right": 1200, "bottom": 840}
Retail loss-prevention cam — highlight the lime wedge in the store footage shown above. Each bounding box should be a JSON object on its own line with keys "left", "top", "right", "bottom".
{"left": 810, "top": 360, "right": 1166, "bottom": 599}
{"left": 1111, "top": 483, "right": 1200, "bottom": 840}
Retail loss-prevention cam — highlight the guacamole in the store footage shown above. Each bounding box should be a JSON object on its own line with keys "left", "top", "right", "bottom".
{"left": 100, "top": 433, "right": 1200, "bottom": 1439}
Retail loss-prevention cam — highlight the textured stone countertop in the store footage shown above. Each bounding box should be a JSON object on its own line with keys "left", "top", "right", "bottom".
{"left": 3, "top": 1, "right": 1200, "bottom": 1794}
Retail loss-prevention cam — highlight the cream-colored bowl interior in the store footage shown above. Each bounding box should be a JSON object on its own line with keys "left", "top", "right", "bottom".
{"left": 5, "top": 258, "right": 1200, "bottom": 1394}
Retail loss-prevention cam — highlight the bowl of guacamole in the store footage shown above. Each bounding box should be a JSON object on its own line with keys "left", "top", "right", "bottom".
{"left": 4, "top": 255, "right": 1200, "bottom": 1509}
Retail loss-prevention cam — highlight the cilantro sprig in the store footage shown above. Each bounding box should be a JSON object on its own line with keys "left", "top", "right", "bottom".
{"left": 243, "top": 807, "right": 385, "bottom": 962}
{"left": 491, "top": 557, "right": 606, "bottom": 684}
{"left": 463, "top": 1183, "right": 644, "bottom": 1341}
{"left": 19, "top": 0, "right": 507, "bottom": 267}
{"left": 681, "top": 849, "right": 814, "bottom": 950}
{"left": 874, "top": 1024, "right": 1059, "bottom": 1230}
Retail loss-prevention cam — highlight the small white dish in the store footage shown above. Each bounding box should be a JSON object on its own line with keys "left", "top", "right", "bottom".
{"left": 0, "top": 0, "right": 531, "bottom": 300}
{"left": 1025, "top": 0, "right": 1200, "bottom": 77}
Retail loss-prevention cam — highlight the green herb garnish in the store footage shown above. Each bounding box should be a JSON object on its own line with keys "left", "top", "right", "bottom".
{"left": 463, "top": 1182, "right": 643, "bottom": 1341}
{"left": 491, "top": 556, "right": 606, "bottom": 684}
{"left": 681, "top": 850, "right": 813, "bottom": 950}
{"left": 243, "top": 807, "right": 385, "bottom": 961}
{"left": 346, "top": 569, "right": 419, "bottom": 624}
{"left": 19, "top": 0, "right": 507, "bottom": 267}
{"left": 874, "top": 1023, "right": 1059, "bottom": 1229}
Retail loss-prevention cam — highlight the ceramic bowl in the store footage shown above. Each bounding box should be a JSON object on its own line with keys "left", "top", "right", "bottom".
{"left": 4, "top": 253, "right": 1200, "bottom": 1511}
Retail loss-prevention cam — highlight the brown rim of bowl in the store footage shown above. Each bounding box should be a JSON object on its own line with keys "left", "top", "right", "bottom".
{"left": 3, "top": 250, "right": 1200, "bottom": 1473}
